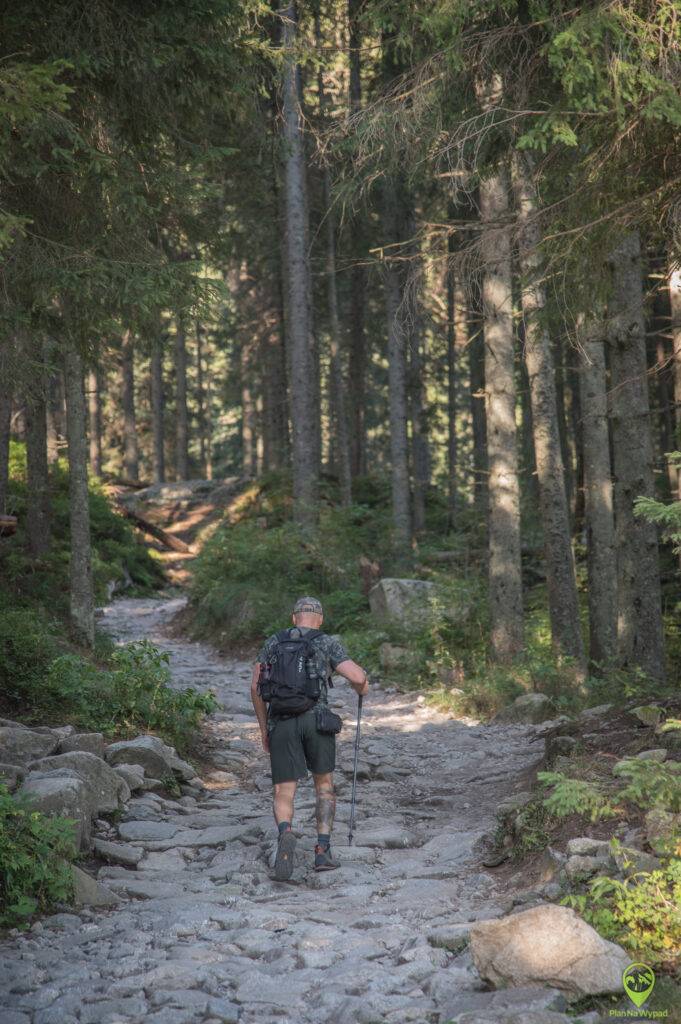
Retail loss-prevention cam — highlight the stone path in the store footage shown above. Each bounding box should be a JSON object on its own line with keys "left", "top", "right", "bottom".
{"left": 0, "top": 595, "right": 562, "bottom": 1024}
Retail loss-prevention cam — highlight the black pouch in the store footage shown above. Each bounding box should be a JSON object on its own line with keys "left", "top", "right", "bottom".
{"left": 315, "top": 704, "right": 343, "bottom": 735}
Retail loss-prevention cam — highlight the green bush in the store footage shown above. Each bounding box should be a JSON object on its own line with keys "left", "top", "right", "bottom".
{"left": 0, "top": 782, "right": 76, "bottom": 928}
{"left": 0, "top": 607, "right": 61, "bottom": 706}
{"left": 43, "top": 641, "right": 217, "bottom": 753}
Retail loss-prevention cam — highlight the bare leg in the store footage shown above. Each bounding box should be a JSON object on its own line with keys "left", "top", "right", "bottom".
{"left": 313, "top": 772, "right": 336, "bottom": 836}
{"left": 273, "top": 781, "right": 297, "bottom": 826}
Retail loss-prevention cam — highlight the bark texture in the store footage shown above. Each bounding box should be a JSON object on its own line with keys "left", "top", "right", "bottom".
{"left": 150, "top": 339, "right": 165, "bottom": 484}
{"left": 0, "top": 380, "right": 11, "bottom": 516}
{"left": 670, "top": 265, "right": 681, "bottom": 501}
{"left": 175, "top": 321, "right": 189, "bottom": 481}
{"left": 120, "top": 330, "right": 139, "bottom": 482}
{"left": 25, "top": 368, "right": 51, "bottom": 557}
{"left": 64, "top": 346, "right": 95, "bottom": 648}
{"left": 608, "top": 232, "right": 665, "bottom": 681}
{"left": 578, "top": 319, "right": 617, "bottom": 668}
{"left": 347, "top": 0, "right": 367, "bottom": 477}
{"left": 281, "top": 0, "right": 318, "bottom": 524}
{"left": 87, "top": 368, "right": 102, "bottom": 476}
{"left": 513, "top": 153, "right": 585, "bottom": 675}
{"left": 478, "top": 146, "right": 523, "bottom": 660}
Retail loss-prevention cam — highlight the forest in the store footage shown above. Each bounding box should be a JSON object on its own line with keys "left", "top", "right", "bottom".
{"left": 0, "top": 0, "right": 680, "bottom": 1019}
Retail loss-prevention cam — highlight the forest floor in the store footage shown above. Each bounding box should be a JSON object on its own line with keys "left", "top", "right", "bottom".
{"left": 0, "top": 587, "right": 597, "bottom": 1024}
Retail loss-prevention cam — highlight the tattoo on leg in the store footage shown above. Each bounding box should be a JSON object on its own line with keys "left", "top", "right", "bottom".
{"left": 316, "top": 786, "right": 336, "bottom": 832}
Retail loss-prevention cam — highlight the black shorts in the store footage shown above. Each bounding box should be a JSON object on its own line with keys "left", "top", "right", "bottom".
{"left": 268, "top": 708, "right": 336, "bottom": 784}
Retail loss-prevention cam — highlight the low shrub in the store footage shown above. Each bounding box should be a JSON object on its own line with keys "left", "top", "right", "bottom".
{"left": 0, "top": 607, "right": 62, "bottom": 706}
{"left": 0, "top": 782, "right": 76, "bottom": 928}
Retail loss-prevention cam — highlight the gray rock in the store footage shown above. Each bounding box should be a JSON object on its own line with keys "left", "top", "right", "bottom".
{"left": 493, "top": 693, "right": 554, "bottom": 725}
{"left": 612, "top": 845, "right": 662, "bottom": 875}
{"left": 566, "top": 837, "right": 611, "bottom": 858}
{"left": 117, "top": 819, "right": 181, "bottom": 842}
{"left": 645, "top": 808, "right": 681, "bottom": 855}
{"left": 0, "top": 762, "right": 26, "bottom": 792}
{"left": 470, "top": 904, "right": 629, "bottom": 998}
{"left": 369, "top": 577, "right": 470, "bottom": 628}
{"left": 379, "top": 643, "right": 416, "bottom": 671}
{"left": 28, "top": 751, "right": 130, "bottom": 814}
{"left": 93, "top": 838, "right": 143, "bottom": 867}
{"left": 579, "top": 703, "right": 613, "bottom": 721}
{"left": 439, "top": 985, "right": 567, "bottom": 1021}
{"left": 0, "top": 727, "right": 59, "bottom": 765}
{"left": 112, "top": 762, "right": 146, "bottom": 791}
{"left": 72, "top": 864, "right": 119, "bottom": 907}
{"left": 58, "top": 732, "right": 106, "bottom": 757}
{"left": 105, "top": 734, "right": 174, "bottom": 777}
{"left": 565, "top": 854, "right": 605, "bottom": 882}
{"left": 18, "top": 769, "right": 92, "bottom": 849}
{"left": 79, "top": 998, "right": 147, "bottom": 1024}
{"left": 636, "top": 747, "right": 668, "bottom": 762}
{"left": 354, "top": 825, "right": 418, "bottom": 849}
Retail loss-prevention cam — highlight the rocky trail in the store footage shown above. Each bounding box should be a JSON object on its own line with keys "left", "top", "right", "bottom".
{"left": 1, "top": 593, "right": 610, "bottom": 1024}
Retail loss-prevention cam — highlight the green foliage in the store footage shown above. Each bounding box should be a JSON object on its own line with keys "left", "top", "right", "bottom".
{"left": 538, "top": 771, "right": 619, "bottom": 822}
{"left": 613, "top": 759, "right": 681, "bottom": 814}
{"left": 0, "top": 607, "right": 62, "bottom": 707}
{"left": 43, "top": 641, "right": 216, "bottom": 753}
{"left": 511, "top": 798, "right": 556, "bottom": 857}
{"left": 0, "top": 782, "right": 76, "bottom": 928}
{"left": 563, "top": 861, "right": 681, "bottom": 967}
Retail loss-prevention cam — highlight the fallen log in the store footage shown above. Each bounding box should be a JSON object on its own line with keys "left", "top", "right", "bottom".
{"left": 0, "top": 514, "right": 17, "bottom": 537}
{"left": 115, "top": 504, "right": 192, "bottom": 554}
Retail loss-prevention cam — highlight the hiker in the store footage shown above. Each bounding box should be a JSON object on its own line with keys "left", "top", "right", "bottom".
{"left": 250, "top": 596, "right": 369, "bottom": 879}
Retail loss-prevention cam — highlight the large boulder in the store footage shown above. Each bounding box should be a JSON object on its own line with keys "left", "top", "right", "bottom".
{"left": 28, "top": 751, "right": 130, "bottom": 815}
{"left": 0, "top": 727, "right": 59, "bottom": 765}
{"left": 369, "top": 578, "right": 470, "bottom": 629}
{"left": 59, "top": 733, "right": 106, "bottom": 758}
{"left": 0, "top": 763, "right": 26, "bottom": 792}
{"left": 470, "top": 904, "right": 629, "bottom": 999}
{"left": 105, "top": 735, "right": 197, "bottom": 783}
{"left": 18, "top": 769, "right": 93, "bottom": 850}
{"left": 72, "top": 865, "right": 119, "bottom": 907}
{"left": 112, "top": 763, "right": 146, "bottom": 792}
{"left": 493, "top": 693, "right": 555, "bottom": 725}
{"left": 379, "top": 643, "right": 417, "bottom": 672}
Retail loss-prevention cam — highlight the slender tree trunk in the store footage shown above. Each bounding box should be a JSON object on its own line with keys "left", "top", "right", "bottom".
{"left": 670, "top": 263, "right": 681, "bottom": 502}
{"left": 446, "top": 247, "right": 458, "bottom": 527}
{"left": 150, "top": 338, "right": 165, "bottom": 484}
{"left": 241, "top": 335, "right": 257, "bottom": 478}
{"left": 316, "top": 15, "right": 351, "bottom": 505}
{"left": 608, "top": 232, "right": 665, "bottom": 681}
{"left": 25, "top": 357, "right": 51, "bottom": 558}
{"left": 513, "top": 153, "right": 585, "bottom": 675}
{"left": 175, "top": 320, "right": 189, "bottom": 481}
{"left": 120, "top": 330, "right": 139, "bottom": 482}
{"left": 567, "top": 356, "right": 585, "bottom": 533}
{"left": 409, "top": 306, "right": 429, "bottom": 534}
{"left": 578, "top": 318, "right": 617, "bottom": 668}
{"left": 552, "top": 335, "right": 574, "bottom": 522}
{"left": 383, "top": 182, "right": 411, "bottom": 553}
{"left": 0, "top": 383, "right": 11, "bottom": 517}
{"left": 347, "top": 0, "right": 367, "bottom": 477}
{"left": 281, "top": 0, "right": 318, "bottom": 524}
{"left": 468, "top": 287, "right": 488, "bottom": 513}
{"left": 87, "top": 368, "right": 102, "bottom": 476}
{"left": 478, "top": 130, "right": 523, "bottom": 660}
{"left": 46, "top": 372, "right": 64, "bottom": 465}
{"left": 64, "top": 346, "right": 95, "bottom": 648}
{"left": 196, "top": 324, "right": 208, "bottom": 478}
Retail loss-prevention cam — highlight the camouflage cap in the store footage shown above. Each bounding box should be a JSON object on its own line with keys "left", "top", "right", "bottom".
{"left": 293, "top": 596, "right": 323, "bottom": 616}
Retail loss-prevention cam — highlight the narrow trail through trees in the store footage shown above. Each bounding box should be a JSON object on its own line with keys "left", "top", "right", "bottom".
{"left": 0, "top": 595, "right": 558, "bottom": 1024}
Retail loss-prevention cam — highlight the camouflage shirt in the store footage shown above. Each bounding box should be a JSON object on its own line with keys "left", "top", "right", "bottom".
{"left": 257, "top": 628, "right": 349, "bottom": 705}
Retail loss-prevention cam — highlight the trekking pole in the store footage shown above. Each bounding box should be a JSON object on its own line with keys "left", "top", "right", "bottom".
{"left": 348, "top": 693, "right": 363, "bottom": 846}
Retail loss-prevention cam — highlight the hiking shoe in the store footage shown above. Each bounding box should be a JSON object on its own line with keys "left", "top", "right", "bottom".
{"left": 314, "top": 844, "right": 339, "bottom": 871}
{"left": 274, "top": 829, "right": 297, "bottom": 881}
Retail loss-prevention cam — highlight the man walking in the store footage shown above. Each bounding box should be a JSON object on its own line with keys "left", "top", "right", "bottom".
{"left": 250, "top": 596, "right": 369, "bottom": 880}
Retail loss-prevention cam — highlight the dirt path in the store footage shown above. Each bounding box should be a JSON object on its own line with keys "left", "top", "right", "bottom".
{"left": 0, "top": 594, "right": 569, "bottom": 1024}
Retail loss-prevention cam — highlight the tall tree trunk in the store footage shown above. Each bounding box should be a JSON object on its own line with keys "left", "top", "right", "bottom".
{"left": 478, "top": 125, "right": 523, "bottom": 660}
{"left": 578, "top": 318, "right": 617, "bottom": 668}
{"left": 513, "top": 152, "right": 585, "bottom": 675}
{"left": 87, "top": 367, "right": 102, "bottom": 476}
{"left": 0, "top": 383, "right": 11, "bottom": 517}
{"left": 552, "top": 334, "right": 574, "bottom": 522}
{"left": 196, "top": 323, "right": 209, "bottom": 478}
{"left": 409, "top": 306, "right": 429, "bottom": 534}
{"left": 347, "top": 0, "right": 367, "bottom": 477}
{"left": 46, "top": 372, "right": 65, "bottom": 465}
{"left": 64, "top": 346, "right": 95, "bottom": 648}
{"left": 446, "top": 245, "right": 458, "bottom": 527}
{"left": 120, "top": 330, "right": 139, "bottom": 482}
{"left": 174, "top": 320, "right": 189, "bottom": 481}
{"left": 316, "top": 14, "right": 351, "bottom": 506}
{"left": 240, "top": 335, "right": 257, "bottom": 478}
{"left": 468, "top": 287, "right": 488, "bottom": 513}
{"left": 383, "top": 182, "right": 411, "bottom": 553}
{"left": 281, "top": 0, "right": 318, "bottom": 525}
{"left": 150, "top": 337, "right": 165, "bottom": 484}
{"left": 608, "top": 232, "right": 665, "bottom": 681}
{"left": 670, "top": 263, "right": 681, "bottom": 502}
{"left": 24, "top": 353, "right": 51, "bottom": 558}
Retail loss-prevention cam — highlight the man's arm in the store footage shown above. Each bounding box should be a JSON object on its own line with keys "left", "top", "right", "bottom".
{"left": 334, "top": 659, "right": 369, "bottom": 696}
{"left": 250, "top": 663, "right": 269, "bottom": 752}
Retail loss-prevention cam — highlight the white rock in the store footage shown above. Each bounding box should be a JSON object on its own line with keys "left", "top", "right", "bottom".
{"left": 28, "top": 751, "right": 130, "bottom": 815}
